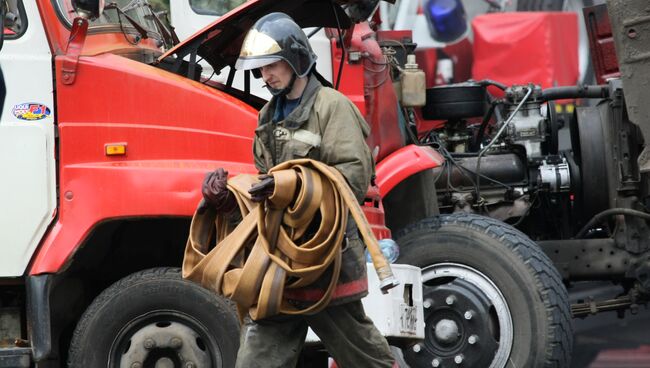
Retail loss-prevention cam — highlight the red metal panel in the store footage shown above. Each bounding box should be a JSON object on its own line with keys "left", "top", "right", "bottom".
{"left": 584, "top": 4, "right": 621, "bottom": 84}
{"left": 472, "top": 12, "right": 579, "bottom": 95}
{"left": 375, "top": 145, "right": 444, "bottom": 198}
{"left": 30, "top": 54, "right": 259, "bottom": 274}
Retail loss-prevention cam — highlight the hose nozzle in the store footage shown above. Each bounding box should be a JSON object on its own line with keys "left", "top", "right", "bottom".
{"left": 379, "top": 274, "right": 400, "bottom": 294}
{"left": 376, "top": 266, "right": 400, "bottom": 294}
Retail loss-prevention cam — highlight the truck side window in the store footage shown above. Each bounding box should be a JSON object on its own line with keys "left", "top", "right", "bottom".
{"left": 4, "top": 0, "right": 27, "bottom": 39}
{"left": 189, "top": 0, "right": 246, "bottom": 16}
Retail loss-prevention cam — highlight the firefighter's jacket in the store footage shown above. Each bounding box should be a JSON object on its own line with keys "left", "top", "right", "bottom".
{"left": 253, "top": 74, "right": 374, "bottom": 305}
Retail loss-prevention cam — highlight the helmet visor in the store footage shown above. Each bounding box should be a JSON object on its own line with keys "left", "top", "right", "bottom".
{"left": 235, "top": 56, "right": 282, "bottom": 71}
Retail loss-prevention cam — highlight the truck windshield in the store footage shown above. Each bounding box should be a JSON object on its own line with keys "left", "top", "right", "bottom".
{"left": 54, "top": 0, "right": 158, "bottom": 35}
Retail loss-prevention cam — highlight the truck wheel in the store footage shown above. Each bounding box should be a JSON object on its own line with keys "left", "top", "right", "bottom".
{"left": 396, "top": 214, "right": 572, "bottom": 368}
{"left": 68, "top": 268, "right": 239, "bottom": 368}
{"left": 516, "top": 0, "right": 565, "bottom": 10}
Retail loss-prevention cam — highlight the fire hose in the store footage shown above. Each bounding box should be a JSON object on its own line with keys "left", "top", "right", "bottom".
{"left": 182, "top": 159, "right": 399, "bottom": 320}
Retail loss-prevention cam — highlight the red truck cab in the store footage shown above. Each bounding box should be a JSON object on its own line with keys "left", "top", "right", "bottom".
{"left": 0, "top": 0, "right": 440, "bottom": 366}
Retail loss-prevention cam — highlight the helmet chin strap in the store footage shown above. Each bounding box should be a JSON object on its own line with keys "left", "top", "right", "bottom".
{"left": 267, "top": 72, "right": 298, "bottom": 97}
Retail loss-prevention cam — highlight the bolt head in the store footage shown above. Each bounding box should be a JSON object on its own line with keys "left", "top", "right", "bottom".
{"left": 431, "top": 358, "right": 441, "bottom": 367}
{"left": 185, "top": 363, "right": 195, "bottom": 368}
{"left": 446, "top": 295, "right": 455, "bottom": 305}
{"left": 131, "top": 363, "right": 142, "bottom": 368}
{"left": 454, "top": 354, "right": 464, "bottom": 364}
{"left": 170, "top": 337, "right": 183, "bottom": 349}
{"left": 412, "top": 344, "right": 421, "bottom": 353}
{"left": 143, "top": 338, "right": 156, "bottom": 349}
{"left": 464, "top": 311, "right": 473, "bottom": 320}
{"left": 468, "top": 334, "right": 479, "bottom": 345}
{"left": 423, "top": 298, "right": 433, "bottom": 309}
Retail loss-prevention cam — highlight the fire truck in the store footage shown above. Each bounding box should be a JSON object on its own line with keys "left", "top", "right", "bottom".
{"left": 10, "top": 0, "right": 645, "bottom": 367}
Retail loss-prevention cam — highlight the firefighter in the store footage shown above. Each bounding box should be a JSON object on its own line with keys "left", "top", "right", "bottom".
{"left": 201, "top": 12, "right": 396, "bottom": 368}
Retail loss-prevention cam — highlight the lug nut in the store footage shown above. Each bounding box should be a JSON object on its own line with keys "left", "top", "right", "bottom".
{"left": 131, "top": 363, "right": 142, "bottom": 368}
{"left": 423, "top": 298, "right": 433, "bottom": 309}
{"left": 412, "top": 344, "right": 421, "bottom": 353}
{"left": 454, "top": 354, "right": 464, "bottom": 364}
{"left": 170, "top": 337, "right": 183, "bottom": 349}
{"left": 468, "top": 334, "right": 479, "bottom": 345}
{"left": 185, "top": 363, "right": 195, "bottom": 368}
{"left": 464, "top": 310, "right": 474, "bottom": 320}
{"left": 144, "top": 338, "right": 156, "bottom": 349}
{"left": 431, "top": 358, "right": 441, "bottom": 367}
{"left": 446, "top": 295, "right": 456, "bottom": 305}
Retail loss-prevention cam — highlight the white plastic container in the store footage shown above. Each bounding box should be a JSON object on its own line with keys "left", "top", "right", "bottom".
{"left": 306, "top": 263, "right": 424, "bottom": 343}
{"left": 401, "top": 54, "right": 426, "bottom": 107}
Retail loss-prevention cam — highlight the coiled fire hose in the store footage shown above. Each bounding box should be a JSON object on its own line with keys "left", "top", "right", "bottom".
{"left": 182, "top": 159, "right": 399, "bottom": 320}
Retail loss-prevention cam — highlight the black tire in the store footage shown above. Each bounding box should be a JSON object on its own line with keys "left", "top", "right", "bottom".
{"left": 517, "top": 0, "right": 564, "bottom": 10}
{"left": 68, "top": 268, "right": 239, "bottom": 368}
{"left": 396, "top": 214, "right": 572, "bottom": 368}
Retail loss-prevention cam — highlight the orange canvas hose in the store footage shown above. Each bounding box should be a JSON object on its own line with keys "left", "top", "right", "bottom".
{"left": 182, "top": 159, "right": 398, "bottom": 320}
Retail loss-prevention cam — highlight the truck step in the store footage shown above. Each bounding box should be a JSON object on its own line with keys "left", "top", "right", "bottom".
{"left": 0, "top": 347, "right": 31, "bottom": 368}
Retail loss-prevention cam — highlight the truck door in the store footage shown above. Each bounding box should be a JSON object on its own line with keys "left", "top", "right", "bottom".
{"left": 0, "top": 0, "right": 57, "bottom": 276}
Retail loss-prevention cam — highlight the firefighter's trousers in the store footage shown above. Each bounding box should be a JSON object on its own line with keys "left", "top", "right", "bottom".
{"left": 235, "top": 299, "right": 396, "bottom": 368}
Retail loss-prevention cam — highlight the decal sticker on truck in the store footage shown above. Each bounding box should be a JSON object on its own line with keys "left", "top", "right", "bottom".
{"left": 11, "top": 103, "right": 51, "bottom": 121}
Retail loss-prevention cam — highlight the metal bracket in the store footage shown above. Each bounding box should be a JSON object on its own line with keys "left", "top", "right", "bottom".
{"left": 606, "top": 0, "right": 650, "bottom": 172}
{"left": 61, "top": 17, "right": 89, "bottom": 85}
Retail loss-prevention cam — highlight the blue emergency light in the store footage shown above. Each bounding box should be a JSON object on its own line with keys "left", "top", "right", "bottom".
{"left": 424, "top": 0, "right": 467, "bottom": 43}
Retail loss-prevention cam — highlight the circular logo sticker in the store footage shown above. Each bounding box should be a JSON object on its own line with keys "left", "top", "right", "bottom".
{"left": 12, "top": 103, "right": 52, "bottom": 121}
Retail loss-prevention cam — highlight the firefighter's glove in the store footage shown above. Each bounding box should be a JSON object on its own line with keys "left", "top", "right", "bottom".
{"left": 249, "top": 175, "right": 275, "bottom": 203}
{"left": 198, "top": 168, "right": 237, "bottom": 214}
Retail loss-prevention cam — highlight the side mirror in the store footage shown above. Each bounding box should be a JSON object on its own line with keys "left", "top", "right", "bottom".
{"left": 71, "top": 0, "right": 105, "bottom": 20}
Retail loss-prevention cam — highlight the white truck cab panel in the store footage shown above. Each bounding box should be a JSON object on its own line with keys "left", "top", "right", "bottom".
{"left": 0, "top": 0, "right": 57, "bottom": 276}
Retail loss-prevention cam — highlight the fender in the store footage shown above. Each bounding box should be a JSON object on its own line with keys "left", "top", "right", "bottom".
{"left": 375, "top": 144, "right": 444, "bottom": 198}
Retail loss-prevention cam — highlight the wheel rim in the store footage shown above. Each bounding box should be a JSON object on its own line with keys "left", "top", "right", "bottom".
{"left": 109, "top": 310, "right": 223, "bottom": 368}
{"left": 405, "top": 263, "right": 513, "bottom": 368}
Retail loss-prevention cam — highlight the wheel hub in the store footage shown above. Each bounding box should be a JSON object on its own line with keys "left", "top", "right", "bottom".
{"left": 115, "top": 319, "right": 212, "bottom": 368}
{"left": 155, "top": 357, "right": 174, "bottom": 368}
{"left": 433, "top": 319, "right": 460, "bottom": 344}
{"left": 404, "top": 263, "right": 513, "bottom": 368}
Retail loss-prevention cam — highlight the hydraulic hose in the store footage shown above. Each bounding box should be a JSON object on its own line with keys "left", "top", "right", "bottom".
{"left": 575, "top": 208, "right": 650, "bottom": 239}
{"left": 541, "top": 85, "right": 609, "bottom": 101}
{"left": 477, "top": 79, "right": 507, "bottom": 91}
{"left": 473, "top": 99, "right": 500, "bottom": 151}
